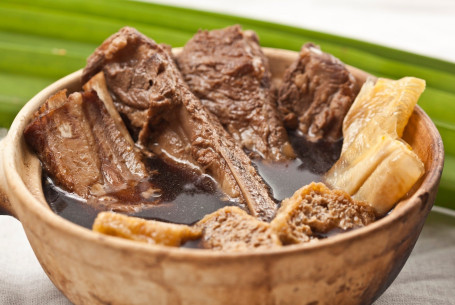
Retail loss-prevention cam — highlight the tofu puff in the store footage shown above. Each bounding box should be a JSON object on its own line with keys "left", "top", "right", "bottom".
{"left": 93, "top": 183, "right": 374, "bottom": 250}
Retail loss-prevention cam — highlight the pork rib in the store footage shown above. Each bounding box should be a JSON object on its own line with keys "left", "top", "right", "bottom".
{"left": 82, "top": 27, "right": 277, "bottom": 221}
{"left": 24, "top": 89, "right": 158, "bottom": 212}
{"left": 177, "top": 25, "right": 294, "bottom": 161}
{"left": 277, "top": 43, "right": 359, "bottom": 142}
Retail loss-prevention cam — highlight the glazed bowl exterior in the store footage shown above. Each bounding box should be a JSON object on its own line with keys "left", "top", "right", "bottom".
{"left": 0, "top": 48, "right": 444, "bottom": 305}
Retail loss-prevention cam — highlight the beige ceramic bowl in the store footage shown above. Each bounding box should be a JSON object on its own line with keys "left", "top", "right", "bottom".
{"left": 0, "top": 48, "right": 444, "bottom": 305}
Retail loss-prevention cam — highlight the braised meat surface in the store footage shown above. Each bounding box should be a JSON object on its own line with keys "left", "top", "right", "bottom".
{"left": 177, "top": 25, "right": 294, "bottom": 161}
{"left": 277, "top": 43, "right": 359, "bottom": 142}
{"left": 24, "top": 90, "right": 157, "bottom": 212}
{"left": 82, "top": 27, "right": 277, "bottom": 221}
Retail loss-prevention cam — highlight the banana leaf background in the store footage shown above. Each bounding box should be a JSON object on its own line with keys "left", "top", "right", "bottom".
{"left": 0, "top": 0, "right": 454, "bottom": 209}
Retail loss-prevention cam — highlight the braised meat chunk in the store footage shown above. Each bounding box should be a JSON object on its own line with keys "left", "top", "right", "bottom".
{"left": 24, "top": 89, "right": 157, "bottom": 212}
{"left": 196, "top": 206, "right": 281, "bottom": 251}
{"left": 177, "top": 25, "right": 294, "bottom": 161}
{"left": 83, "top": 72, "right": 135, "bottom": 147}
{"left": 82, "top": 28, "right": 180, "bottom": 141}
{"left": 271, "top": 182, "right": 376, "bottom": 244}
{"left": 277, "top": 43, "right": 359, "bottom": 142}
{"left": 82, "top": 27, "right": 277, "bottom": 221}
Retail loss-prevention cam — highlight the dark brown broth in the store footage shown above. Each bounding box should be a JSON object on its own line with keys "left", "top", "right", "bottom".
{"left": 44, "top": 157, "right": 238, "bottom": 229}
{"left": 43, "top": 131, "right": 342, "bottom": 229}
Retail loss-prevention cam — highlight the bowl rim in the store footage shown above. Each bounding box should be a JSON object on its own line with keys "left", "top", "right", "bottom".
{"left": 2, "top": 47, "right": 445, "bottom": 261}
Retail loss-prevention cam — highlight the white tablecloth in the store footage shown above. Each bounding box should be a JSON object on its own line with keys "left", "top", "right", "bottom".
{"left": 1, "top": 0, "right": 455, "bottom": 304}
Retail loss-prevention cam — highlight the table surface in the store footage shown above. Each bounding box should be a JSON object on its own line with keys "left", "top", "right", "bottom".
{"left": 1, "top": 0, "right": 455, "bottom": 304}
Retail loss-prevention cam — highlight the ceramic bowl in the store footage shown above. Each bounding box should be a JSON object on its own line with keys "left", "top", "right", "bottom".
{"left": 0, "top": 48, "right": 444, "bottom": 305}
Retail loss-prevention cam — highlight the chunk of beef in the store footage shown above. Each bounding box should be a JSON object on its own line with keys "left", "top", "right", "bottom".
{"left": 82, "top": 27, "right": 277, "bottom": 221}
{"left": 277, "top": 43, "right": 359, "bottom": 142}
{"left": 93, "top": 212, "right": 201, "bottom": 246}
{"left": 24, "top": 89, "right": 158, "bottom": 212}
{"left": 177, "top": 25, "right": 294, "bottom": 161}
{"left": 271, "top": 182, "right": 376, "bottom": 244}
{"left": 196, "top": 206, "right": 281, "bottom": 251}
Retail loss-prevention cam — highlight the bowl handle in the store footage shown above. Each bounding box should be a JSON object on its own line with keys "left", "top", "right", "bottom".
{"left": 0, "top": 137, "right": 16, "bottom": 217}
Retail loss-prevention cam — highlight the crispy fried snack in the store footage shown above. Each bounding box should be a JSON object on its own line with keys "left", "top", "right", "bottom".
{"left": 196, "top": 206, "right": 282, "bottom": 251}
{"left": 271, "top": 182, "right": 376, "bottom": 244}
{"left": 93, "top": 212, "right": 201, "bottom": 247}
